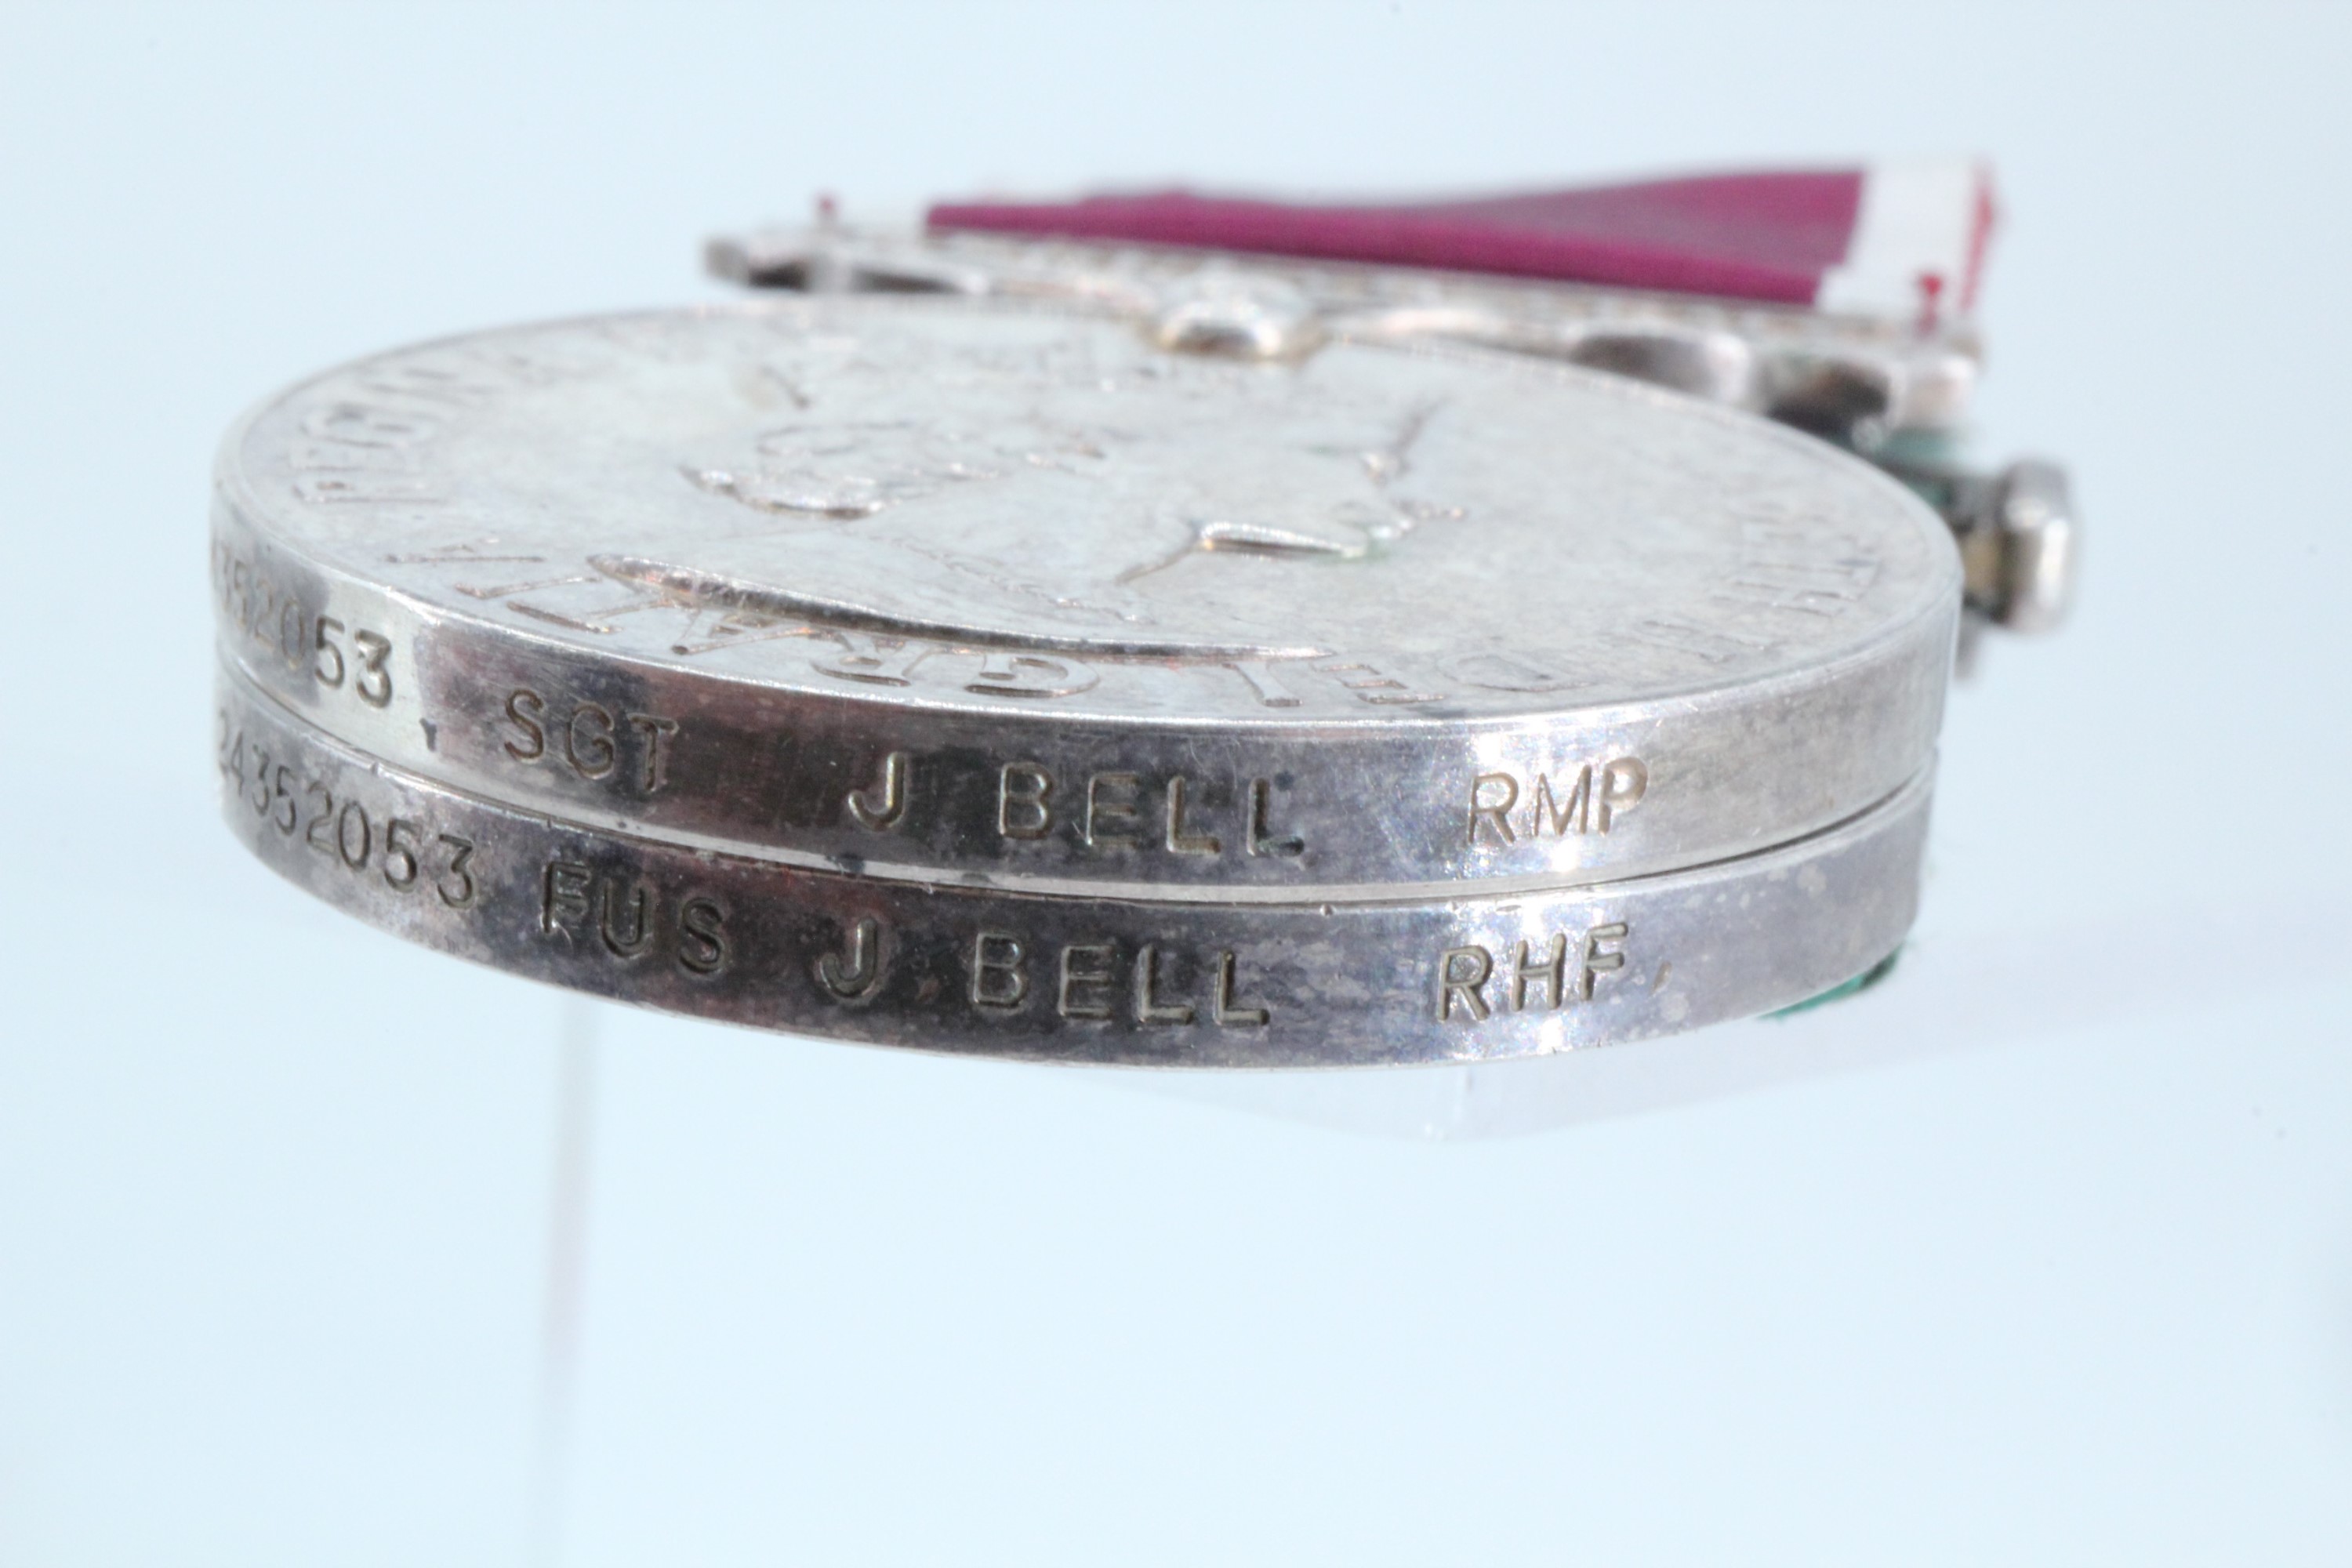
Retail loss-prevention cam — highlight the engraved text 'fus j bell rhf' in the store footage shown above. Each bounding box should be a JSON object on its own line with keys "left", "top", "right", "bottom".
{"left": 213, "top": 162, "right": 2075, "bottom": 1068}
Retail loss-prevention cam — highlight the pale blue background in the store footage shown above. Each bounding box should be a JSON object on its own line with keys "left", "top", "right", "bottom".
{"left": 2, "top": 2, "right": 2349, "bottom": 1563}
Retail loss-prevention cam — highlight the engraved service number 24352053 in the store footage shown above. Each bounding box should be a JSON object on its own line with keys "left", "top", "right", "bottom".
{"left": 219, "top": 710, "right": 477, "bottom": 909}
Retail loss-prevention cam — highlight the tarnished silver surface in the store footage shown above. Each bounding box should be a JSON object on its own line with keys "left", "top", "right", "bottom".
{"left": 709, "top": 224, "right": 2076, "bottom": 634}
{"left": 213, "top": 296, "right": 1958, "bottom": 896}
{"left": 216, "top": 659, "right": 1929, "bottom": 1068}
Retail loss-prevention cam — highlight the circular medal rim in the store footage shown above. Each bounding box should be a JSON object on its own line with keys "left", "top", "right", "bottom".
{"left": 215, "top": 295, "right": 1965, "bottom": 737}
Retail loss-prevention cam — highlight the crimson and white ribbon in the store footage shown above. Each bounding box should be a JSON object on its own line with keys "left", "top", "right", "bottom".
{"left": 930, "top": 160, "right": 1995, "bottom": 325}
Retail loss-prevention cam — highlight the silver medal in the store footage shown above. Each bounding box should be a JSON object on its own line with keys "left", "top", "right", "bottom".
{"left": 214, "top": 297, "right": 1956, "bottom": 898}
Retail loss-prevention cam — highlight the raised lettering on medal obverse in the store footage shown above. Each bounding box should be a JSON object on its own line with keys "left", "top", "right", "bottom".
{"left": 238, "top": 302, "right": 1951, "bottom": 729}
